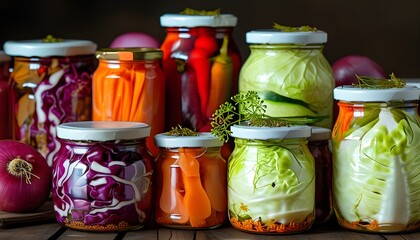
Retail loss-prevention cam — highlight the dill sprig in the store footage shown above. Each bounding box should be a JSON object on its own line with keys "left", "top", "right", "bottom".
{"left": 42, "top": 34, "right": 64, "bottom": 43}
{"left": 167, "top": 125, "right": 199, "bottom": 136}
{"left": 211, "top": 91, "right": 267, "bottom": 142}
{"left": 272, "top": 23, "right": 317, "bottom": 32}
{"left": 180, "top": 8, "right": 221, "bottom": 16}
{"left": 354, "top": 73, "right": 406, "bottom": 89}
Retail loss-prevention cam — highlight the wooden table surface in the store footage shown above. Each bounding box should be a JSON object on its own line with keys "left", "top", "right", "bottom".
{"left": 0, "top": 202, "right": 419, "bottom": 240}
{"left": 0, "top": 219, "right": 419, "bottom": 240}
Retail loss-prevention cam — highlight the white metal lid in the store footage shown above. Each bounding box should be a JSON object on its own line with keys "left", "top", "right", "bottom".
{"left": 334, "top": 85, "right": 420, "bottom": 102}
{"left": 230, "top": 125, "right": 312, "bottom": 140}
{"left": 160, "top": 14, "right": 237, "bottom": 27}
{"left": 246, "top": 29, "right": 327, "bottom": 44}
{"left": 57, "top": 121, "right": 150, "bottom": 141}
{"left": 3, "top": 39, "right": 97, "bottom": 57}
{"left": 0, "top": 50, "right": 11, "bottom": 62}
{"left": 308, "top": 127, "right": 331, "bottom": 141}
{"left": 154, "top": 132, "right": 223, "bottom": 148}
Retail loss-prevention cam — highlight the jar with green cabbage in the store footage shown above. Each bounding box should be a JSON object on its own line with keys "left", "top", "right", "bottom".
{"left": 239, "top": 28, "right": 334, "bottom": 128}
{"left": 332, "top": 86, "right": 420, "bottom": 233}
{"left": 228, "top": 124, "right": 315, "bottom": 234}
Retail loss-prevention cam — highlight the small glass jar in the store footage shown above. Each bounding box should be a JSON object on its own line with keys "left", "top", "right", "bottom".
{"left": 0, "top": 50, "right": 11, "bottom": 139}
{"left": 239, "top": 29, "right": 334, "bottom": 128}
{"left": 332, "top": 86, "right": 420, "bottom": 233}
{"left": 154, "top": 132, "right": 226, "bottom": 229}
{"left": 160, "top": 13, "right": 242, "bottom": 132}
{"left": 52, "top": 121, "right": 155, "bottom": 232}
{"left": 93, "top": 48, "right": 165, "bottom": 156}
{"left": 308, "top": 127, "right": 333, "bottom": 224}
{"left": 228, "top": 125, "right": 315, "bottom": 234}
{"left": 3, "top": 39, "right": 97, "bottom": 166}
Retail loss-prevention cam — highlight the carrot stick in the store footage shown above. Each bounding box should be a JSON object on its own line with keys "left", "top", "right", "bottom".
{"left": 206, "top": 35, "right": 233, "bottom": 118}
{"left": 178, "top": 148, "right": 211, "bottom": 227}
{"left": 130, "top": 70, "right": 145, "bottom": 121}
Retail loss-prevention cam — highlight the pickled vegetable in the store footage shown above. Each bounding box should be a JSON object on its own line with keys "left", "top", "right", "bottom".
{"left": 228, "top": 137, "right": 315, "bottom": 233}
{"left": 332, "top": 102, "right": 420, "bottom": 232}
{"left": 92, "top": 51, "right": 165, "bottom": 155}
{"left": 9, "top": 56, "right": 94, "bottom": 166}
{"left": 155, "top": 147, "right": 227, "bottom": 228}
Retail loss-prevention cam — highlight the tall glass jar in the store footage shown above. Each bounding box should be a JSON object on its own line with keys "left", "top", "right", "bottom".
{"left": 93, "top": 48, "right": 165, "bottom": 156}
{"left": 228, "top": 125, "right": 315, "bottom": 234}
{"left": 154, "top": 132, "right": 226, "bottom": 229}
{"left": 160, "top": 13, "right": 242, "bottom": 132}
{"left": 308, "top": 127, "right": 333, "bottom": 224}
{"left": 52, "top": 121, "right": 155, "bottom": 232}
{"left": 332, "top": 86, "right": 420, "bottom": 233}
{"left": 3, "top": 39, "right": 97, "bottom": 166}
{"left": 239, "top": 29, "right": 334, "bottom": 128}
{"left": 0, "top": 50, "right": 11, "bottom": 139}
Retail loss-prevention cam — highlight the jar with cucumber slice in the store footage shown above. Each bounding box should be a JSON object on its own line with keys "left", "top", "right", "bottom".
{"left": 239, "top": 25, "right": 334, "bottom": 128}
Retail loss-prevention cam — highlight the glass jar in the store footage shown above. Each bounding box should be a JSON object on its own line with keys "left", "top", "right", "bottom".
{"left": 52, "top": 121, "right": 155, "bottom": 232}
{"left": 0, "top": 50, "right": 11, "bottom": 139}
{"left": 239, "top": 29, "right": 334, "bottom": 128}
{"left": 3, "top": 39, "right": 97, "bottom": 166}
{"left": 228, "top": 125, "right": 315, "bottom": 234}
{"left": 154, "top": 132, "right": 226, "bottom": 229}
{"left": 308, "top": 127, "right": 333, "bottom": 224}
{"left": 160, "top": 13, "right": 242, "bottom": 132}
{"left": 93, "top": 48, "right": 166, "bottom": 156}
{"left": 332, "top": 86, "right": 420, "bottom": 233}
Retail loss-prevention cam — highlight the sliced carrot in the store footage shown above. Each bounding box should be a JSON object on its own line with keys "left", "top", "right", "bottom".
{"left": 199, "top": 154, "right": 227, "bottom": 212}
{"left": 178, "top": 148, "right": 211, "bottom": 225}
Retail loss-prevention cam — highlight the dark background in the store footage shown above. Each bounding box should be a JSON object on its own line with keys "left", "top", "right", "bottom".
{"left": 1, "top": 0, "right": 419, "bottom": 77}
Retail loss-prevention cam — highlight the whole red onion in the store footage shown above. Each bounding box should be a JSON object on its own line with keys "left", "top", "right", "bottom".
{"left": 0, "top": 140, "right": 51, "bottom": 213}
{"left": 332, "top": 55, "right": 387, "bottom": 87}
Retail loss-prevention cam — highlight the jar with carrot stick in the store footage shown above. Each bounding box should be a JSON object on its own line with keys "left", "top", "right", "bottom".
{"left": 154, "top": 127, "right": 227, "bottom": 229}
{"left": 0, "top": 50, "right": 11, "bottom": 139}
{"left": 228, "top": 124, "right": 315, "bottom": 234}
{"left": 332, "top": 78, "right": 420, "bottom": 233}
{"left": 3, "top": 37, "right": 97, "bottom": 166}
{"left": 52, "top": 121, "right": 155, "bottom": 232}
{"left": 93, "top": 48, "right": 165, "bottom": 156}
{"left": 160, "top": 8, "right": 241, "bottom": 132}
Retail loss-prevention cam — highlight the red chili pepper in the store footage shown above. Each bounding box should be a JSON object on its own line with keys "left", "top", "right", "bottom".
{"left": 188, "top": 29, "right": 218, "bottom": 117}
{"left": 187, "top": 48, "right": 211, "bottom": 121}
{"left": 181, "top": 65, "right": 206, "bottom": 130}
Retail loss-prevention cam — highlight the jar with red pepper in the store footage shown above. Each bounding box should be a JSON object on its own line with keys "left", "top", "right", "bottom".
{"left": 0, "top": 50, "right": 11, "bottom": 139}
{"left": 160, "top": 11, "right": 242, "bottom": 132}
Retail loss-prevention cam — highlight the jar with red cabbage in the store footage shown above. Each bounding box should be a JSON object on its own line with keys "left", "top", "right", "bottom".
{"left": 0, "top": 50, "right": 11, "bottom": 139}
{"left": 3, "top": 38, "right": 96, "bottom": 166}
{"left": 308, "top": 127, "right": 333, "bottom": 224}
{"left": 52, "top": 121, "right": 155, "bottom": 232}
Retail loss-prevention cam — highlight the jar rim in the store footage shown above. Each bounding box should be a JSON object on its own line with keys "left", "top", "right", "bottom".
{"left": 334, "top": 85, "right": 420, "bottom": 102}
{"left": 160, "top": 14, "right": 237, "bottom": 27}
{"left": 57, "top": 121, "right": 151, "bottom": 141}
{"left": 230, "top": 125, "right": 311, "bottom": 140}
{"left": 96, "top": 48, "right": 163, "bottom": 61}
{"left": 308, "top": 127, "right": 331, "bottom": 141}
{"left": 4, "top": 39, "right": 97, "bottom": 57}
{"left": 154, "top": 132, "right": 223, "bottom": 148}
{"left": 246, "top": 29, "right": 327, "bottom": 45}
